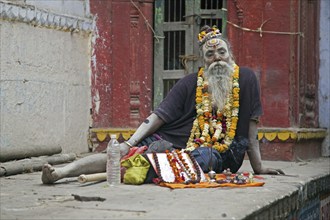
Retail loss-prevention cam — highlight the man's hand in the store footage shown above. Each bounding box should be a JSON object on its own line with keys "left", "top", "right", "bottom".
{"left": 253, "top": 167, "right": 285, "bottom": 175}
{"left": 120, "top": 142, "right": 130, "bottom": 158}
{"left": 247, "top": 120, "right": 286, "bottom": 176}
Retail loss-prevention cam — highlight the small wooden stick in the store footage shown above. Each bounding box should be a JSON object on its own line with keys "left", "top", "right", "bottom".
{"left": 78, "top": 173, "right": 107, "bottom": 183}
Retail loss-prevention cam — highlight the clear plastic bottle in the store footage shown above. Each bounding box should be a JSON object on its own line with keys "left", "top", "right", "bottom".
{"left": 106, "top": 134, "right": 121, "bottom": 186}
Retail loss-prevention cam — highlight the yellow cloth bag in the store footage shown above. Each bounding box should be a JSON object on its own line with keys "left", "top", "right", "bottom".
{"left": 121, "top": 154, "right": 150, "bottom": 185}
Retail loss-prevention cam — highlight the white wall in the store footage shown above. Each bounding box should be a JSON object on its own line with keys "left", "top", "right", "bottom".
{"left": 319, "top": 0, "right": 330, "bottom": 156}
{"left": 25, "top": 0, "right": 90, "bottom": 18}
{"left": 0, "top": 0, "right": 93, "bottom": 154}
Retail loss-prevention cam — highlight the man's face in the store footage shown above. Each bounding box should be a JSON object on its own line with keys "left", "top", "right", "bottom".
{"left": 202, "top": 38, "right": 233, "bottom": 110}
{"left": 202, "top": 38, "right": 231, "bottom": 69}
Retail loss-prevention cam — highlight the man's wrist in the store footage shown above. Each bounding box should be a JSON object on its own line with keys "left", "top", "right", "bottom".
{"left": 124, "top": 141, "right": 133, "bottom": 148}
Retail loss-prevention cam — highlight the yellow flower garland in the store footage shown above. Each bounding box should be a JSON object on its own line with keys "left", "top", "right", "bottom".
{"left": 186, "top": 64, "right": 240, "bottom": 153}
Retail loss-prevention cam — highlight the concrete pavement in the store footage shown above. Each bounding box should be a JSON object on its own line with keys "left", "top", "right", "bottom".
{"left": 1, "top": 157, "right": 329, "bottom": 220}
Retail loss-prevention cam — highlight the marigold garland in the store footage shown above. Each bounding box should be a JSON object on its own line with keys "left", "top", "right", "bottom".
{"left": 186, "top": 64, "right": 240, "bottom": 153}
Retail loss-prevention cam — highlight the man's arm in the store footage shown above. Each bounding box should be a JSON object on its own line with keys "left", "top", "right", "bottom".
{"left": 120, "top": 113, "right": 165, "bottom": 156}
{"left": 247, "top": 120, "right": 285, "bottom": 175}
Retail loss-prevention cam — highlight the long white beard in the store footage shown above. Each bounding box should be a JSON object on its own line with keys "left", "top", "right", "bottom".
{"left": 204, "top": 61, "right": 234, "bottom": 111}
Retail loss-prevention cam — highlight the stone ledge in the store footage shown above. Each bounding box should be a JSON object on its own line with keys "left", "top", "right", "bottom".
{"left": 89, "top": 127, "right": 328, "bottom": 159}
{"left": 89, "top": 127, "right": 135, "bottom": 142}
{"left": 258, "top": 128, "right": 327, "bottom": 161}
{"left": 245, "top": 172, "right": 330, "bottom": 219}
{"left": 89, "top": 128, "right": 136, "bottom": 152}
{"left": 1, "top": 158, "right": 329, "bottom": 219}
{"left": 258, "top": 127, "right": 327, "bottom": 142}
{"left": 89, "top": 127, "right": 327, "bottom": 144}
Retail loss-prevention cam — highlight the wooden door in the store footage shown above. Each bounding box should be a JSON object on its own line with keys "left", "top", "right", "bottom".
{"left": 298, "top": 0, "right": 320, "bottom": 128}
{"left": 153, "top": 0, "right": 227, "bottom": 108}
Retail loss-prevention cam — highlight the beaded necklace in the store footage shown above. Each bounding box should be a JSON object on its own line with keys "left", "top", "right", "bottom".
{"left": 172, "top": 150, "right": 197, "bottom": 182}
{"left": 186, "top": 64, "right": 240, "bottom": 153}
{"left": 152, "top": 150, "right": 202, "bottom": 184}
{"left": 166, "top": 150, "right": 184, "bottom": 183}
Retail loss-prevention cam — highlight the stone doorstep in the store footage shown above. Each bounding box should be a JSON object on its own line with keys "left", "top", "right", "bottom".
{"left": 259, "top": 128, "right": 327, "bottom": 161}
{"left": 89, "top": 127, "right": 328, "bottom": 161}
{"left": 88, "top": 128, "right": 136, "bottom": 152}
{"left": 244, "top": 174, "right": 330, "bottom": 220}
{"left": 259, "top": 141, "right": 323, "bottom": 161}
{"left": 257, "top": 127, "right": 327, "bottom": 142}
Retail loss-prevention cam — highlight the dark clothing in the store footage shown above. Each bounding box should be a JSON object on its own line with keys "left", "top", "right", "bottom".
{"left": 191, "top": 136, "right": 249, "bottom": 173}
{"left": 142, "top": 67, "right": 263, "bottom": 182}
{"left": 153, "top": 67, "right": 263, "bottom": 148}
{"left": 142, "top": 137, "right": 248, "bottom": 183}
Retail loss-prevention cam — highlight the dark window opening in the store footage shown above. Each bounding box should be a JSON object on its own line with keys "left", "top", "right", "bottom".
{"left": 164, "top": 31, "right": 185, "bottom": 70}
{"left": 164, "top": 0, "right": 186, "bottom": 22}
{"left": 201, "top": 0, "right": 223, "bottom": 9}
{"left": 164, "top": 79, "right": 179, "bottom": 97}
{"left": 200, "top": 18, "right": 223, "bottom": 32}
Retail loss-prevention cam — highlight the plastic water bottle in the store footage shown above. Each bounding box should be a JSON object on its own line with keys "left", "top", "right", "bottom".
{"left": 106, "top": 134, "right": 121, "bottom": 186}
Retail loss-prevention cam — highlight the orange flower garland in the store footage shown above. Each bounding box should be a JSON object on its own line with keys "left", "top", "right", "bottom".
{"left": 186, "top": 64, "right": 240, "bottom": 153}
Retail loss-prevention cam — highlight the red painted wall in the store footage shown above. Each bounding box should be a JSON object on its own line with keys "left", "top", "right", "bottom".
{"left": 91, "top": 0, "right": 304, "bottom": 129}
{"left": 90, "top": 0, "right": 154, "bottom": 129}
{"left": 90, "top": 1, "right": 112, "bottom": 128}
{"left": 227, "top": 0, "right": 300, "bottom": 128}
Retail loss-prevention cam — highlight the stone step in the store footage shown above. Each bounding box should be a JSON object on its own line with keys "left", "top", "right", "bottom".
{"left": 259, "top": 128, "right": 327, "bottom": 161}
{"left": 89, "top": 127, "right": 328, "bottom": 161}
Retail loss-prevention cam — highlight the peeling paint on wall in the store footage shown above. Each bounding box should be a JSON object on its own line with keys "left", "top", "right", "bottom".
{"left": 89, "top": 0, "right": 154, "bottom": 129}
{"left": 93, "top": 89, "right": 100, "bottom": 115}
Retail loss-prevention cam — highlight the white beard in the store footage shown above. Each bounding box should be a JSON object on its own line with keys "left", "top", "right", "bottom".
{"left": 204, "top": 61, "right": 234, "bottom": 111}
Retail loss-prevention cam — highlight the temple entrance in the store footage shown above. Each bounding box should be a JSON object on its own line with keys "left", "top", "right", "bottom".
{"left": 153, "top": 0, "right": 227, "bottom": 108}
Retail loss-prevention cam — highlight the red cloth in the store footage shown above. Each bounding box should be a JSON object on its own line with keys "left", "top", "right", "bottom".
{"left": 158, "top": 173, "right": 265, "bottom": 189}
{"left": 120, "top": 146, "right": 149, "bottom": 182}
{"left": 159, "top": 181, "right": 265, "bottom": 189}
{"left": 121, "top": 146, "right": 148, "bottom": 161}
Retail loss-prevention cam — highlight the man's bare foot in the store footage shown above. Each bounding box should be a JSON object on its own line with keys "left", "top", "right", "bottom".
{"left": 41, "top": 164, "right": 60, "bottom": 184}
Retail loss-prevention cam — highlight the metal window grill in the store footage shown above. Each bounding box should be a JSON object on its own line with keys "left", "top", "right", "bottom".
{"left": 200, "top": 18, "right": 223, "bottom": 30}
{"left": 164, "top": 79, "right": 179, "bottom": 98}
{"left": 201, "top": 0, "right": 223, "bottom": 9}
{"left": 164, "top": 0, "right": 186, "bottom": 22}
{"left": 157, "top": 0, "right": 226, "bottom": 103}
{"left": 164, "top": 31, "right": 185, "bottom": 70}
{"left": 200, "top": 0, "right": 224, "bottom": 30}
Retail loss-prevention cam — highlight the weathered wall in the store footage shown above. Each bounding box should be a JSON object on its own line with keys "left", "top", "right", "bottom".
{"left": 25, "top": 0, "right": 90, "bottom": 18}
{"left": 0, "top": 1, "right": 93, "bottom": 154}
{"left": 227, "top": 0, "right": 300, "bottom": 128}
{"left": 319, "top": 0, "right": 330, "bottom": 156}
{"left": 90, "top": 0, "right": 154, "bottom": 130}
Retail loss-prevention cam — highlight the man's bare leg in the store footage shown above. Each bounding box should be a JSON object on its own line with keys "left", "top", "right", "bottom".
{"left": 41, "top": 153, "right": 107, "bottom": 184}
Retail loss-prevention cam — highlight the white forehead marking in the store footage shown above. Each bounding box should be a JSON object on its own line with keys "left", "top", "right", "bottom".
{"left": 205, "top": 38, "right": 221, "bottom": 48}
